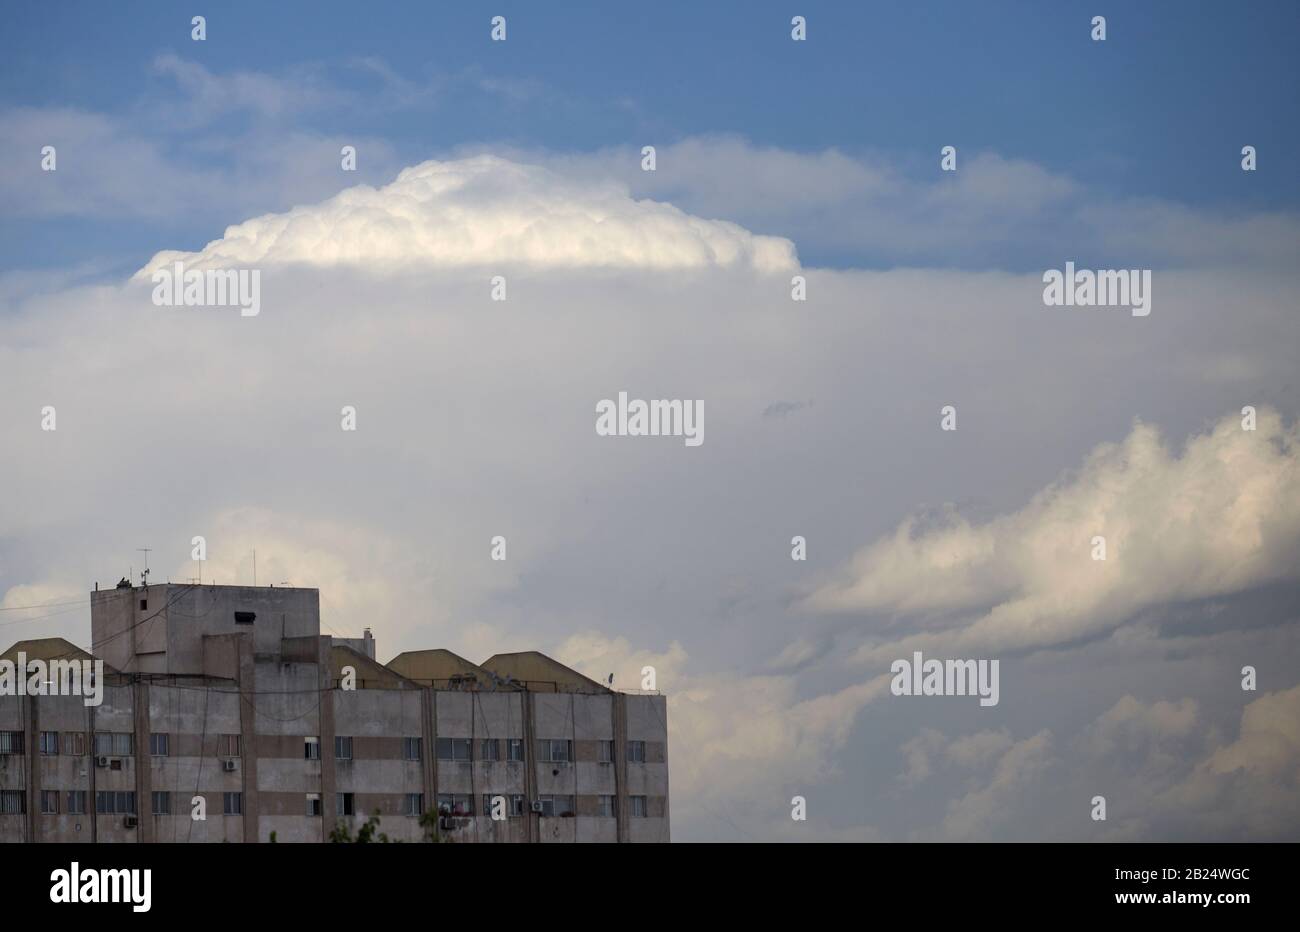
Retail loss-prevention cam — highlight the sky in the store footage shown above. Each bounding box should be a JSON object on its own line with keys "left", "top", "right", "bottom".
{"left": 1, "top": 1, "right": 1299, "bottom": 842}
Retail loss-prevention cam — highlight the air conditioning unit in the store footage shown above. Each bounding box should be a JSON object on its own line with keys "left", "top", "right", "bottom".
{"left": 221, "top": 759, "right": 238, "bottom": 772}
{"left": 530, "top": 801, "right": 544, "bottom": 813}
{"left": 94, "top": 756, "right": 109, "bottom": 768}
{"left": 123, "top": 816, "right": 138, "bottom": 828}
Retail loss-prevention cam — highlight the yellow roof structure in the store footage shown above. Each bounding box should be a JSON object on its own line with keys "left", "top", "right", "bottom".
{"left": 385, "top": 648, "right": 500, "bottom": 689}
{"left": 330, "top": 644, "right": 419, "bottom": 689}
{"left": 479, "top": 651, "right": 609, "bottom": 694}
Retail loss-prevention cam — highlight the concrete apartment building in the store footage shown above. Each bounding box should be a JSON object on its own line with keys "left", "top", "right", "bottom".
{"left": 0, "top": 583, "right": 669, "bottom": 843}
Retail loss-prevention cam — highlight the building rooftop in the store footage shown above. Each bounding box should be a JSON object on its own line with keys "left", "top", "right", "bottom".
{"left": 481, "top": 651, "right": 611, "bottom": 694}
{"left": 0, "top": 636, "right": 107, "bottom": 669}
{"left": 0, "top": 583, "right": 653, "bottom": 694}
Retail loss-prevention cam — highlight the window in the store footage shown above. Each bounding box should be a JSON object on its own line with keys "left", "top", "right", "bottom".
{"left": 630, "top": 795, "right": 648, "bottom": 818}
{"left": 402, "top": 736, "right": 421, "bottom": 761}
{"left": 480, "top": 738, "right": 500, "bottom": 762}
{"left": 223, "top": 793, "right": 242, "bottom": 816}
{"left": 0, "top": 732, "right": 25, "bottom": 755}
{"left": 1, "top": 790, "right": 25, "bottom": 814}
{"left": 152, "top": 791, "right": 171, "bottom": 815}
{"left": 39, "top": 731, "right": 59, "bottom": 756}
{"left": 539, "top": 739, "right": 572, "bottom": 763}
{"left": 234, "top": 611, "right": 255, "bottom": 624}
{"left": 598, "top": 740, "right": 615, "bottom": 763}
{"left": 537, "top": 794, "right": 575, "bottom": 817}
{"left": 404, "top": 793, "right": 424, "bottom": 816}
{"left": 627, "top": 740, "right": 646, "bottom": 763}
{"left": 306, "top": 794, "right": 322, "bottom": 817}
{"left": 66, "top": 791, "right": 86, "bottom": 814}
{"left": 436, "top": 737, "right": 471, "bottom": 761}
{"left": 482, "top": 794, "right": 524, "bottom": 818}
{"left": 334, "top": 735, "right": 353, "bottom": 760}
{"left": 62, "top": 733, "right": 86, "bottom": 757}
{"left": 507, "top": 738, "right": 524, "bottom": 762}
{"left": 598, "top": 795, "right": 616, "bottom": 818}
{"left": 139, "top": 598, "right": 147, "bottom": 611}
{"left": 93, "top": 732, "right": 132, "bottom": 757}
{"left": 149, "top": 733, "right": 169, "bottom": 757}
{"left": 95, "top": 791, "right": 136, "bottom": 814}
{"left": 304, "top": 736, "right": 321, "bottom": 760}
{"left": 336, "top": 793, "right": 355, "bottom": 817}
{"left": 41, "top": 790, "right": 59, "bottom": 814}
{"left": 436, "top": 793, "right": 473, "bottom": 816}
{"left": 219, "top": 734, "right": 240, "bottom": 758}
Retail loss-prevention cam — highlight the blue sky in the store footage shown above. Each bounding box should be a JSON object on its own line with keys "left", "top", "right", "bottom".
{"left": 3, "top": 0, "right": 1298, "bottom": 274}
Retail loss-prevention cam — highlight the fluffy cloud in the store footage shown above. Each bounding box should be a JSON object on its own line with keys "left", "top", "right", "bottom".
{"left": 935, "top": 730, "right": 1056, "bottom": 841}
{"left": 1088, "top": 689, "right": 1300, "bottom": 840}
{"left": 534, "top": 137, "right": 1300, "bottom": 270}
{"left": 887, "top": 688, "right": 1300, "bottom": 841}
{"left": 135, "top": 155, "right": 798, "bottom": 275}
{"left": 1083, "top": 695, "right": 1200, "bottom": 759}
{"left": 1203, "top": 684, "right": 1300, "bottom": 779}
{"left": 808, "top": 409, "right": 1300, "bottom": 662}
{"left": 553, "top": 630, "right": 888, "bottom": 838}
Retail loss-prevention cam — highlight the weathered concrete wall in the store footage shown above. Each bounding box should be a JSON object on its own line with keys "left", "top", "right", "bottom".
{"left": 92, "top": 585, "right": 321, "bottom": 677}
{"left": 6, "top": 588, "right": 671, "bottom": 844}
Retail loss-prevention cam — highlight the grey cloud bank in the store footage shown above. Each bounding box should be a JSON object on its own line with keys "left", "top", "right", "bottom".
{"left": 2, "top": 154, "right": 1298, "bottom": 841}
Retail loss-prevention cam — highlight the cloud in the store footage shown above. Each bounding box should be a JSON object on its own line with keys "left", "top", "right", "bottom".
{"left": 534, "top": 137, "right": 1300, "bottom": 270}
{"left": 886, "top": 688, "right": 1300, "bottom": 841}
{"left": 0, "top": 106, "right": 402, "bottom": 223}
{"left": 935, "top": 730, "right": 1056, "bottom": 840}
{"left": 1088, "top": 689, "right": 1300, "bottom": 840}
{"left": 1083, "top": 695, "right": 1200, "bottom": 759}
{"left": 808, "top": 409, "right": 1300, "bottom": 661}
{"left": 0, "top": 108, "right": 224, "bottom": 220}
{"left": 4, "top": 142, "right": 1300, "bottom": 840}
{"left": 134, "top": 155, "right": 798, "bottom": 275}
{"left": 151, "top": 54, "right": 341, "bottom": 122}
{"left": 552, "top": 630, "right": 888, "bottom": 838}
{"left": 1203, "top": 684, "right": 1300, "bottom": 779}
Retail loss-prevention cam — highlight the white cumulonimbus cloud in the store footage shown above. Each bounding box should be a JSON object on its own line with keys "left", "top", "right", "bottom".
{"left": 133, "top": 155, "right": 798, "bottom": 277}
{"left": 808, "top": 408, "right": 1300, "bottom": 660}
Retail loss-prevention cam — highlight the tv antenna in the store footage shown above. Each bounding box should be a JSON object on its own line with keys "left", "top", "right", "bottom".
{"left": 137, "top": 548, "right": 152, "bottom": 586}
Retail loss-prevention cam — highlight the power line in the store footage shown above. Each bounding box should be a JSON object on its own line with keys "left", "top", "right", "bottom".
{"left": 0, "top": 598, "right": 90, "bottom": 612}
{"left": 0, "top": 604, "right": 89, "bottom": 628}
